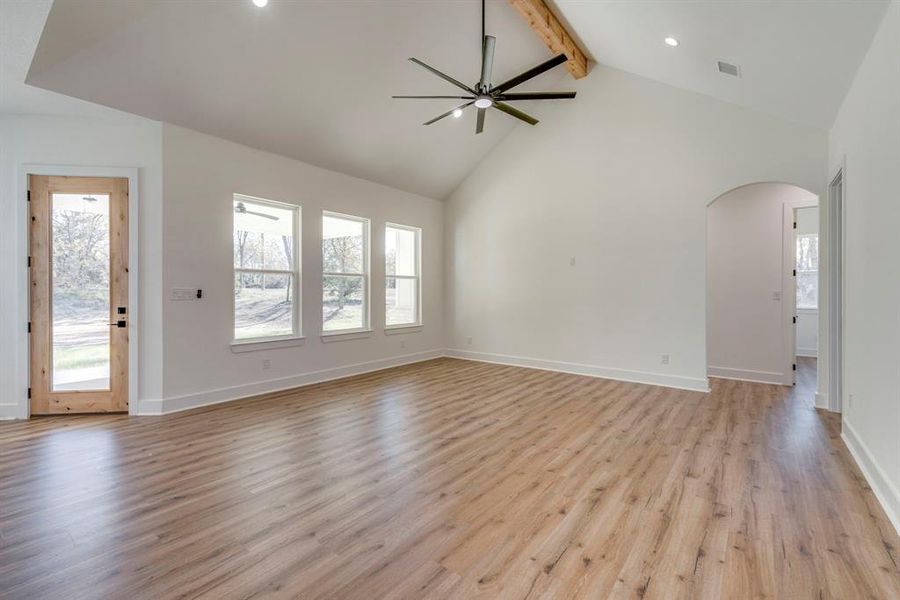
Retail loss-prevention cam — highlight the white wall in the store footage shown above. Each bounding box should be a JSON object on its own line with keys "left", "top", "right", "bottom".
{"left": 0, "top": 113, "right": 163, "bottom": 419}
{"left": 827, "top": 0, "right": 900, "bottom": 532}
{"left": 795, "top": 206, "right": 818, "bottom": 358}
{"left": 0, "top": 116, "right": 443, "bottom": 418}
{"left": 707, "top": 184, "right": 817, "bottom": 384}
{"left": 445, "top": 64, "right": 826, "bottom": 391}
{"left": 156, "top": 124, "right": 444, "bottom": 412}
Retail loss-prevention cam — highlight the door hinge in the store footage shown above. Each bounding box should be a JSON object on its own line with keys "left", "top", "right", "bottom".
{"left": 27, "top": 256, "right": 31, "bottom": 268}
{"left": 27, "top": 387, "right": 32, "bottom": 399}
{"left": 793, "top": 221, "right": 797, "bottom": 229}
{"left": 793, "top": 363, "right": 797, "bottom": 371}
{"left": 792, "top": 316, "right": 796, "bottom": 324}
{"left": 27, "top": 190, "right": 31, "bottom": 202}
{"left": 793, "top": 269, "right": 797, "bottom": 277}
{"left": 27, "top": 321, "right": 31, "bottom": 333}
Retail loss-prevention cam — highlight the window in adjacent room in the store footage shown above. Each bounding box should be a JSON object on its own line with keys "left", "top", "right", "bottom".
{"left": 233, "top": 195, "right": 300, "bottom": 341}
{"left": 385, "top": 223, "right": 421, "bottom": 327}
{"left": 322, "top": 211, "right": 370, "bottom": 333}
{"left": 796, "top": 233, "right": 819, "bottom": 309}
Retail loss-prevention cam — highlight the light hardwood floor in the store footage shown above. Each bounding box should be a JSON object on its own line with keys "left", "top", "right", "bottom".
{"left": 1, "top": 358, "right": 898, "bottom": 599}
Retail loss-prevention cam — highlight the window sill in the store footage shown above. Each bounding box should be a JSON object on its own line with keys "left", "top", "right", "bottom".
{"left": 384, "top": 324, "right": 423, "bottom": 335}
{"left": 320, "top": 329, "right": 374, "bottom": 342}
{"left": 230, "top": 336, "right": 305, "bottom": 353}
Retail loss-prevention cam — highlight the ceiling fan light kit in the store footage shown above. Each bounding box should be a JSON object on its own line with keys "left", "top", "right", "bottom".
{"left": 393, "top": 0, "right": 576, "bottom": 134}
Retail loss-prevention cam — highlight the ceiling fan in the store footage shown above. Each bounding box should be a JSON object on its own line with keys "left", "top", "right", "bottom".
{"left": 393, "top": 0, "right": 576, "bottom": 134}
{"left": 234, "top": 202, "right": 278, "bottom": 221}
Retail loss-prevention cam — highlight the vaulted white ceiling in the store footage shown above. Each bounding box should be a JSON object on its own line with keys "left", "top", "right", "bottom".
{"left": 554, "top": 0, "right": 889, "bottom": 129}
{"left": 6, "top": 0, "right": 892, "bottom": 199}
{"left": 0, "top": 0, "right": 119, "bottom": 118}
{"left": 21, "top": 0, "right": 563, "bottom": 200}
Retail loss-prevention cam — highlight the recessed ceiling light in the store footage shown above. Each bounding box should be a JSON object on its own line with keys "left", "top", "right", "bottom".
{"left": 452, "top": 108, "right": 463, "bottom": 119}
{"left": 252, "top": 0, "right": 268, "bottom": 7}
{"left": 474, "top": 97, "right": 493, "bottom": 109}
{"left": 664, "top": 37, "right": 679, "bottom": 47}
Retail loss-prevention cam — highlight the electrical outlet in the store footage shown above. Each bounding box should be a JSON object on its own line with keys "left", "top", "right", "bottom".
{"left": 262, "top": 359, "right": 271, "bottom": 370}
{"left": 772, "top": 291, "right": 782, "bottom": 301}
{"left": 661, "top": 354, "right": 670, "bottom": 365}
{"left": 569, "top": 257, "right": 576, "bottom": 267}
{"left": 467, "top": 337, "right": 473, "bottom": 346}
{"left": 400, "top": 340, "right": 406, "bottom": 349}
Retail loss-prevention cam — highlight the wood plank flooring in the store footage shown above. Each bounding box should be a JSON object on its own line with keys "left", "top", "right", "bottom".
{"left": 1, "top": 357, "right": 898, "bottom": 599}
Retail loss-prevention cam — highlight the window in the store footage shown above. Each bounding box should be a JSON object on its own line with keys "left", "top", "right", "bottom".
{"left": 796, "top": 233, "right": 819, "bottom": 309}
{"left": 233, "top": 195, "right": 300, "bottom": 341}
{"left": 322, "top": 212, "right": 369, "bottom": 333}
{"left": 385, "top": 224, "right": 421, "bottom": 327}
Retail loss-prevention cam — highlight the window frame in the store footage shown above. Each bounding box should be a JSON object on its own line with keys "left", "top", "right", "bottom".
{"left": 321, "top": 210, "right": 371, "bottom": 335}
{"left": 796, "top": 232, "right": 819, "bottom": 310}
{"left": 384, "top": 222, "right": 422, "bottom": 329}
{"left": 231, "top": 193, "right": 302, "bottom": 346}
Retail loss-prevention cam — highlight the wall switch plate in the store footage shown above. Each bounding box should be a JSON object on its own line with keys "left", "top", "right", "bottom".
{"left": 171, "top": 288, "right": 198, "bottom": 301}
{"left": 262, "top": 359, "right": 271, "bottom": 370}
{"left": 466, "top": 337, "right": 473, "bottom": 346}
{"left": 773, "top": 291, "right": 782, "bottom": 301}
{"left": 661, "top": 354, "right": 670, "bottom": 365}
{"left": 569, "top": 257, "right": 576, "bottom": 266}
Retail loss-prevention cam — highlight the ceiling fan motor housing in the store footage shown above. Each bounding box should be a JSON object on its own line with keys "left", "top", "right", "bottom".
{"left": 392, "top": 2, "right": 575, "bottom": 134}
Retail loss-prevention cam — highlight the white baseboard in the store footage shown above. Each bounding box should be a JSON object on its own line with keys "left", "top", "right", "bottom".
{"left": 796, "top": 348, "right": 818, "bottom": 358}
{"left": 0, "top": 405, "right": 25, "bottom": 420}
{"left": 445, "top": 349, "right": 709, "bottom": 392}
{"left": 841, "top": 419, "right": 900, "bottom": 535}
{"left": 707, "top": 366, "right": 784, "bottom": 385}
{"left": 138, "top": 349, "right": 444, "bottom": 415}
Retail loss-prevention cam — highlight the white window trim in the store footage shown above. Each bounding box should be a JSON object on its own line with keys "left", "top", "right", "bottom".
{"left": 231, "top": 194, "right": 302, "bottom": 346}
{"left": 231, "top": 335, "right": 306, "bottom": 353}
{"left": 385, "top": 222, "right": 422, "bottom": 329}
{"left": 321, "top": 210, "right": 371, "bottom": 336}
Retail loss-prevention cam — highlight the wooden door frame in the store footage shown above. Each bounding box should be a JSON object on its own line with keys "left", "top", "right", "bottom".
{"left": 18, "top": 165, "right": 140, "bottom": 418}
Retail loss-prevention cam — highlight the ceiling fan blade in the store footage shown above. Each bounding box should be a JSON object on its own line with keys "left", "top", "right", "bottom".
{"left": 493, "top": 53, "right": 568, "bottom": 93}
{"left": 480, "top": 35, "right": 496, "bottom": 89}
{"left": 235, "top": 203, "right": 279, "bottom": 220}
{"left": 493, "top": 101, "right": 538, "bottom": 125}
{"left": 408, "top": 58, "right": 476, "bottom": 94}
{"left": 393, "top": 95, "right": 474, "bottom": 99}
{"left": 496, "top": 91, "right": 576, "bottom": 101}
{"left": 423, "top": 101, "right": 475, "bottom": 125}
{"left": 476, "top": 108, "right": 486, "bottom": 134}
{"left": 247, "top": 211, "right": 279, "bottom": 221}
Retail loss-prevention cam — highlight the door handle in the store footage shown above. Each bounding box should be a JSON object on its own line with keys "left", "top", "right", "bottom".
{"left": 108, "top": 320, "right": 127, "bottom": 328}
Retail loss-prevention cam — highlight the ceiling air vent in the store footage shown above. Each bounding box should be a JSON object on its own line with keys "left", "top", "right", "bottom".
{"left": 717, "top": 61, "right": 741, "bottom": 78}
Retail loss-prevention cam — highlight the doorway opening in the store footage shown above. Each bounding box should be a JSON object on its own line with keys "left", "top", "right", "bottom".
{"left": 793, "top": 205, "right": 820, "bottom": 398}
{"left": 28, "top": 175, "right": 130, "bottom": 414}
{"left": 706, "top": 182, "right": 818, "bottom": 397}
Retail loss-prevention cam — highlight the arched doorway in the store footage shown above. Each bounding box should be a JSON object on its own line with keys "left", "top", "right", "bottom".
{"left": 706, "top": 182, "right": 819, "bottom": 394}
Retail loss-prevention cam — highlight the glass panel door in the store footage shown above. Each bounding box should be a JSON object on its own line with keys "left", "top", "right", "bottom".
{"left": 51, "top": 193, "right": 111, "bottom": 391}
{"left": 29, "top": 175, "right": 129, "bottom": 415}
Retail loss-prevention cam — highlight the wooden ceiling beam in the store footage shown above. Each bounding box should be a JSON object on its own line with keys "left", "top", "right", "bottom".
{"left": 508, "top": 0, "right": 590, "bottom": 79}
